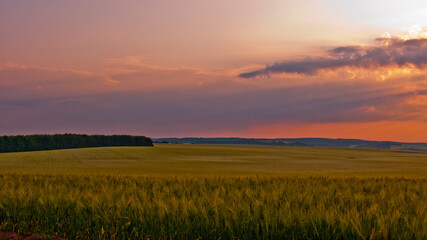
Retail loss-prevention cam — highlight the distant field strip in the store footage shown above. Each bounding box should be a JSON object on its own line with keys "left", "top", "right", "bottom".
{"left": 0, "top": 144, "right": 426, "bottom": 175}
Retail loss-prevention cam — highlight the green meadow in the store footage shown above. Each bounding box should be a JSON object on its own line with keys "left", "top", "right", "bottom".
{"left": 0, "top": 144, "right": 426, "bottom": 239}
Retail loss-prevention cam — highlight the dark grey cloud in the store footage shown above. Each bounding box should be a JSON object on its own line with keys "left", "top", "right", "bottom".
{"left": 239, "top": 38, "right": 427, "bottom": 78}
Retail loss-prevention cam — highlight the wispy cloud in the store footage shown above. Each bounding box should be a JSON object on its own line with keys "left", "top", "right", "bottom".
{"left": 0, "top": 62, "right": 107, "bottom": 99}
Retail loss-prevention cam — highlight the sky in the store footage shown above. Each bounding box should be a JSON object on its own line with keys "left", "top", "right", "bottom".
{"left": 1, "top": 0, "right": 427, "bottom": 142}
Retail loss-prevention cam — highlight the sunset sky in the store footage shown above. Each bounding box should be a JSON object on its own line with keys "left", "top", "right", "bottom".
{"left": 1, "top": 0, "right": 427, "bottom": 142}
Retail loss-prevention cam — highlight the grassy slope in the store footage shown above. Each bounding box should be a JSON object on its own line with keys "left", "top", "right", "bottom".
{"left": 0, "top": 143, "right": 426, "bottom": 176}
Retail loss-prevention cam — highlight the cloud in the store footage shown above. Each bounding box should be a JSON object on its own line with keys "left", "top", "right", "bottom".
{"left": 2, "top": 78, "right": 426, "bottom": 137}
{"left": 239, "top": 34, "right": 427, "bottom": 78}
{"left": 2, "top": 51, "right": 427, "bottom": 140}
{"left": 104, "top": 56, "right": 269, "bottom": 94}
{"left": 0, "top": 59, "right": 268, "bottom": 104}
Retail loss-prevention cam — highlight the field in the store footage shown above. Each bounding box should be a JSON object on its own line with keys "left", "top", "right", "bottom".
{"left": 1, "top": 144, "right": 427, "bottom": 176}
{"left": 0, "top": 144, "right": 426, "bottom": 239}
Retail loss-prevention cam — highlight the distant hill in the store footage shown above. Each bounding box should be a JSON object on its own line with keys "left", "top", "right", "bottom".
{"left": 153, "top": 137, "right": 427, "bottom": 152}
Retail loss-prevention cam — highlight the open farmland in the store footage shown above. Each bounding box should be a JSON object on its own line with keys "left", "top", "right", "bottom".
{"left": 1, "top": 144, "right": 427, "bottom": 176}
{"left": 0, "top": 144, "right": 426, "bottom": 239}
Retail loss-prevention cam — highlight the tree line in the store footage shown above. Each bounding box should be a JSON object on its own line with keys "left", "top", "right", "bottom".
{"left": 0, "top": 134, "right": 153, "bottom": 153}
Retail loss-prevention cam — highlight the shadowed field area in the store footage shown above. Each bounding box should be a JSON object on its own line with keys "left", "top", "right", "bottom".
{"left": 0, "top": 144, "right": 426, "bottom": 239}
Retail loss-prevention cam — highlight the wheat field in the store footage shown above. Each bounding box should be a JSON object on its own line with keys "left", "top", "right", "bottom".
{"left": 0, "top": 144, "right": 426, "bottom": 239}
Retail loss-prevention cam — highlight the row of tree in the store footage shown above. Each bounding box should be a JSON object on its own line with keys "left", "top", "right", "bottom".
{"left": 0, "top": 134, "right": 153, "bottom": 153}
